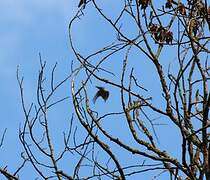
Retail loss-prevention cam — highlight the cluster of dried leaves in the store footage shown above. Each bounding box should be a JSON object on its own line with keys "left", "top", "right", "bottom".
{"left": 142, "top": 0, "right": 210, "bottom": 44}
{"left": 149, "top": 24, "right": 173, "bottom": 44}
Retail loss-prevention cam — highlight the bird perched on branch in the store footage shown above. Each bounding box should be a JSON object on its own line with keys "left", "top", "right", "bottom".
{"left": 78, "top": 0, "right": 86, "bottom": 8}
{"left": 93, "top": 86, "right": 109, "bottom": 103}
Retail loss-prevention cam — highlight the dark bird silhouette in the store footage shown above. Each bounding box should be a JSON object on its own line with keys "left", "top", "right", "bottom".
{"left": 78, "top": 0, "right": 86, "bottom": 8}
{"left": 93, "top": 86, "right": 109, "bottom": 103}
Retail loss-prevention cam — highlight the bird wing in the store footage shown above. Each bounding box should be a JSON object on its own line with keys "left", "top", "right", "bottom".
{"left": 96, "top": 86, "right": 103, "bottom": 90}
{"left": 93, "top": 91, "right": 100, "bottom": 104}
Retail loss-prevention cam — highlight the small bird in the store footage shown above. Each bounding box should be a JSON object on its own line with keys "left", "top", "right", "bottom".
{"left": 93, "top": 86, "right": 109, "bottom": 103}
{"left": 78, "top": 0, "right": 86, "bottom": 8}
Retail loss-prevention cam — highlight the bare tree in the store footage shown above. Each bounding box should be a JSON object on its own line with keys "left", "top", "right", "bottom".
{"left": 15, "top": 56, "right": 77, "bottom": 180}
{"left": 70, "top": 0, "right": 210, "bottom": 180}
{"left": 1, "top": 0, "right": 209, "bottom": 179}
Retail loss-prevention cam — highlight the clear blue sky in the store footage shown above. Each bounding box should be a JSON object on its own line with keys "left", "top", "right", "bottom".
{"left": 0, "top": 1, "right": 183, "bottom": 179}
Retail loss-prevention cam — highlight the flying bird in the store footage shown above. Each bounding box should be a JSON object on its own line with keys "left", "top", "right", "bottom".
{"left": 78, "top": 0, "right": 86, "bottom": 8}
{"left": 93, "top": 86, "right": 109, "bottom": 103}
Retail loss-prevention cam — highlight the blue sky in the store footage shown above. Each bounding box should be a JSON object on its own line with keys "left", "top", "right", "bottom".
{"left": 0, "top": 0, "right": 76, "bottom": 178}
{"left": 0, "top": 0, "right": 186, "bottom": 179}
